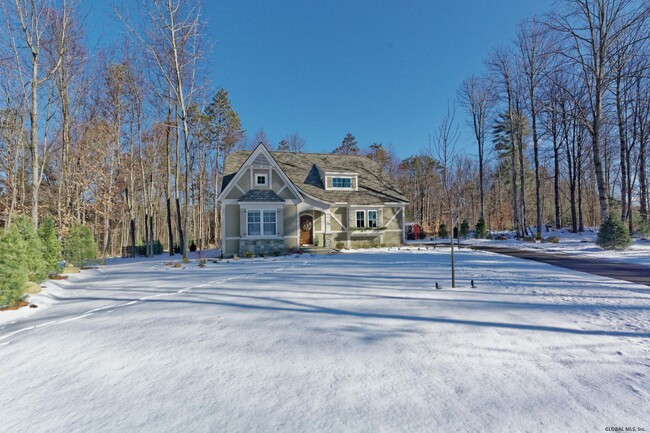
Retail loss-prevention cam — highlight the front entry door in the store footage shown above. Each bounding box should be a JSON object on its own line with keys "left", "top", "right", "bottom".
{"left": 300, "top": 215, "right": 313, "bottom": 245}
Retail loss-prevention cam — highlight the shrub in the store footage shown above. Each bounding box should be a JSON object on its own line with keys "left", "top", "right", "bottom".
{"left": 314, "top": 237, "right": 320, "bottom": 247}
{"left": 38, "top": 216, "right": 61, "bottom": 276}
{"left": 0, "top": 225, "right": 29, "bottom": 307}
{"left": 438, "top": 223, "right": 448, "bottom": 239}
{"left": 63, "top": 225, "right": 97, "bottom": 267}
{"left": 244, "top": 251, "right": 255, "bottom": 259}
{"left": 596, "top": 216, "right": 631, "bottom": 250}
{"left": 189, "top": 242, "right": 197, "bottom": 252}
{"left": 335, "top": 241, "right": 345, "bottom": 250}
{"left": 13, "top": 216, "right": 48, "bottom": 282}
{"left": 459, "top": 219, "right": 470, "bottom": 238}
{"left": 475, "top": 217, "right": 487, "bottom": 239}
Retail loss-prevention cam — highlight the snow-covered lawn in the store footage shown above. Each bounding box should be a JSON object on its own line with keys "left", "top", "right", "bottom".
{"left": 1, "top": 249, "right": 649, "bottom": 432}
{"left": 416, "top": 228, "right": 650, "bottom": 267}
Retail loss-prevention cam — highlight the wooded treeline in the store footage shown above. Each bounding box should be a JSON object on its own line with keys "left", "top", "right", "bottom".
{"left": 395, "top": 0, "right": 650, "bottom": 238}
{"left": 0, "top": 0, "right": 648, "bottom": 260}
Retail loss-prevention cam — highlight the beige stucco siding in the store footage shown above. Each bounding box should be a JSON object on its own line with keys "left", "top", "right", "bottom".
{"left": 224, "top": 204, "right": 240, "bottom": 238}
{"left": 383, "top": 231, "right": 401, "bottom": 246}
{"left": 382, "top": 207, "right": 403, "bottom": 230}
{"left": 271, "top": 171, "right": 285, "bottom": 192}
{"left": 284, "top": 205, "right": 297, "bottom": 237}
{"left": 239, "top": 170, "right": 251, "bottom": 191}
{"left": 223, "top": 239, "right": 239, "bottom": 256}
{"left": 330, "top": 207, "right": 347, "bottom": 231}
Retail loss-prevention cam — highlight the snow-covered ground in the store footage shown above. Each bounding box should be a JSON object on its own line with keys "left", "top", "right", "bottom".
{"left": 1, "top": 249, "right": 649, "bottom": 432}
{"left": 415, "top": 228, "right": 650, "bottom": 267}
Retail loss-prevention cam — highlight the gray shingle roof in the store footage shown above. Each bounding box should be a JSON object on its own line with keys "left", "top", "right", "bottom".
{"left": 238, "top": 189, "right": 285, "bottom": 202}
{"left": 223, "top": 150, "right": 408, "bottom": 205}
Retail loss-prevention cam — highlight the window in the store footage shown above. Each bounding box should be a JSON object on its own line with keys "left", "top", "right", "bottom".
{"left": 332, "top": 177, "right": 352, "bottom": 188}
{"left": 263, "top": 211, "right": 276, "bottom": 236}
{"left": 247, "top": 211, "right": 261, "bottom": 236}
{"left": 368, "top": 210, "right": 378, "bottom": 228}
{"left": 255, "top": 174, "right": 267, "bottom": 186}
{"left": 354, "top": 210, "right": 378, "bottom": 229}
{"left": 356, "top": 210, "right": 365, "bottom": 228}
{"left": 247, "top": 210, "right": 277, "bottom": 236}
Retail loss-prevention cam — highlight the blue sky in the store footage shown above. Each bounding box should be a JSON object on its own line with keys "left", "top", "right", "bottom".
{"left": 88, "top": 0, "right": 550, "bottom": 159}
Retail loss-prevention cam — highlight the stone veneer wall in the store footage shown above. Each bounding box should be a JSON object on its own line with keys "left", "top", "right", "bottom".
{"left": 239, "top": 239, "right": 285, "bottom": 256}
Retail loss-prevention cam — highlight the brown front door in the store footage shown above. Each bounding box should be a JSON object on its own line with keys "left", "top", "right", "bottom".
{"left": 300, "top": 215, "right": 313, "bottom": 245}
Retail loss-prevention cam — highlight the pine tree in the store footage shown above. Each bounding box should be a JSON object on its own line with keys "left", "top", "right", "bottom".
{"left": 438, "top": 223, "right": 448, "bottom": 239}
{"left": 460, "top": 219, "right": 470, "bottom": 238}
{"left": 13, "top": 215, "right": 48, "bottom": 282}
{"left": 0, "top": 226, "right": 29, "bottom": 307}
{"left": 63, "top": 225, "right": 98, "bottom": 267}
{"left": 38, "top": 216, "right": 62, "bottom": 276}
{"left": 596, "top": 216, "right": 631, "bottom": 250}
{"left": 332, "top": 133, "right": 359, "bottom": 155}
{"left": 277, "top": 139, "right": 290, "bottom": 151}
{"left": 475, "top": 217, "right": 487, "bottom": 239}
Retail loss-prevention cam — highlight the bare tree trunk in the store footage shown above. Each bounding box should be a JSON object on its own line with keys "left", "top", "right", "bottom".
{"left": 616, "top": 75, "right": 628, "bottom": 224}
{"left": 165, "top": 104, "right": 174, "bottom": 255}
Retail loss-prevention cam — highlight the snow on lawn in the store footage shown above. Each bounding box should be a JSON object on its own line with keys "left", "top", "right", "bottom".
{"left": 1, "top": 249, "right": 649, "bottom": 432}
{"left": 419, "top": 228, "right": 650, "bottom": 267}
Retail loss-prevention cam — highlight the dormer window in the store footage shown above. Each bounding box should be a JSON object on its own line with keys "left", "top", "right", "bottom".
{"left": 332, "top": 177, "right": 352, "bottom": 189}
{"left": 322, "top": 171, "right": 358, "bottom": 191}
{"left": 256, "top": 174, "right": 267, "bottom": 186}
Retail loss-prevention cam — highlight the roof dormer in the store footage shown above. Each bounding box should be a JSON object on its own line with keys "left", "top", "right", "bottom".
{"left": 322, "top": 171, "right": 358, "bottom": 191}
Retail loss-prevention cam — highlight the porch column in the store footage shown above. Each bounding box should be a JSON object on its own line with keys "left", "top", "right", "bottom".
{"left": 324, "top": 210, "right": 331, "bottom": 248}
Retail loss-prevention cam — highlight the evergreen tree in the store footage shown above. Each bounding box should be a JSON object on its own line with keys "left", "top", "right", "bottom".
{"left": 438, "top": 223, "right": 448, "bottom": 239}
{"left": 63, "top": 225, "right": 98, "bottom": 267}
{"left": 460, "top": 219, "right": 470, "bottom": 238}
{"left": 0, "top": 226, "right": 29, "bottom": 307}
{"left": 38, "top": 216, "right": 62, "bottom": 276}
{"left": 277, "top": 139, "right": 290, "bottom": 151}
{"left": 13, "top": 215, "right": 48, "bottom": 282}
{"left": 332, "top": 133, "right": 359, "bottom": 155}
{"left": 596, "top": 216, "right": 631, "bottom": 250}
{"left": 475, "top": 217, "right": 487, "bottom": 239}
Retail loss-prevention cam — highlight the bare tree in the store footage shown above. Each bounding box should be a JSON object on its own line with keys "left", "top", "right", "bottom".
{"left": 517, "top": 17, "right": 553, "bottom": 236}
{"left": 457, "top": 75, "right": 494, "bottom": 220}
{"left": 549, "top": 0, "right": 650, "bottom": 222}
{"left": 431, "top": 105, "right": 460, "bottom": 288}
{"left": 120, "top": 0, "right": 205, "bottom": 260}
{"left": 3, "top": 0, "right": 71, "bottom": 227}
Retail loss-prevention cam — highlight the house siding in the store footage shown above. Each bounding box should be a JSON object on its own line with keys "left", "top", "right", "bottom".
{"left": 225, "top": 205, "right": 240, "bottom": 238}
{"left": 283, "top": 205, "right": 298, "bottom": 250}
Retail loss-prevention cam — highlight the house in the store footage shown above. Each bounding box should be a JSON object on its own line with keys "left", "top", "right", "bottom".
{"left": 218, "top": 144, "right": 409, "bottom": 257}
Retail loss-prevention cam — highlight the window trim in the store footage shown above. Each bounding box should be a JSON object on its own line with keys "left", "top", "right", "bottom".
{"left": 246, "top": 209, "right": 278, "bottom": 237}
{"left": 353, "top": 209, "right": 379, "bottom": 229}
{"left": 355, "top": 210, "right": 366, "bottom": 228}
{"left": 332, "top": 177, "right": 353, "bottom": 189}
{"left": 255, "top": 174, "right": 268, "bottom": 186}
{"left": 367, "top": 210, "right": 378, "bottom": 228}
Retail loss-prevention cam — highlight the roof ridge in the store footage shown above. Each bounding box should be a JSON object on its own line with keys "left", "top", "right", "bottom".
{"left": 230, "top": 149, "right": 373, "bottom": 159}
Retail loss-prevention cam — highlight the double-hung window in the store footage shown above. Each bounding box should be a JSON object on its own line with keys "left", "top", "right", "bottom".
{"left": 356, "top": 211, "right": 365, "bottom": 228}
{"left": 247, "top": 210, "right": 276, "bottom": 236}
{"left": 332, "top": 177, "right": 352, "bottom": 189}
{"left": 355, "top": 210, "right": 378, "bottom": 229}
{"left": 247, "top": 211, "right": 261, "bottom": 236}
{"left": 368, "top": 210, "right": 378, "bottom": 228}
{"left": 263, "top": 211, "right": 277, "bottom": 236}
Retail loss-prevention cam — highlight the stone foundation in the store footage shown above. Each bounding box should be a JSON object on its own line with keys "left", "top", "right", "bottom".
{"left": 239, "top": 238, "right": 285, "bottom": 256}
